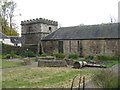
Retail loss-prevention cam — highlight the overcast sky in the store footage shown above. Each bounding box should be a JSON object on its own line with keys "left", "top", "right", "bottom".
{"left": 14, "top": 0, "right": 119, "bottom": 34}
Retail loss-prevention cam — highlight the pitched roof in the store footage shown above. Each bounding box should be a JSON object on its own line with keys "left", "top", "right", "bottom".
{"left": 0, "top": 32, "right": 21, "bottom": 44}
{"left": 0, "top": 32, "right": 9, "bottom": 39}
{"left": 42, "top": 23, "right": 119, "bottom": 40}
{"left": 10, "top": 37, "right": 21, "bottom": 44}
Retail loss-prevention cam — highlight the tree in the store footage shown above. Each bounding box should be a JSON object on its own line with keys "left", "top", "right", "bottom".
{"left": 0, "top": 0, "right": 19, "bottom": 36}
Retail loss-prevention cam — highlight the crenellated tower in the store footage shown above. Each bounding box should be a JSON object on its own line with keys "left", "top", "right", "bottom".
{"left": 21, "top": 18, "right": 58, "bottom": 54}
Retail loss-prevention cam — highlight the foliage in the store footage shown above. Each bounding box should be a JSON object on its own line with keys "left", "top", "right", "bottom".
{"left": 2, "top": 67, "right": 94, "bottom": 88}
{"left": 97, "top": 55, "right": 118, "bottom": 60}
{"left": 1, "top": 28, "right": 19, "bottom": 36}
{"left": 23, "top": 50, "right": 36, "bottom": 57}
{"left": 83, "top": 56, "right": 94, "bottom": 60}
{"left": 1, "top": 60, "right": 25, "bottom": 69}
{"left": 2, "top": 43, "right": 21, "bottom": 55}
{"left": 68, "top": 54, "right": 79, "bottom": 59}
{"left": 92, "top": 69, "right": 118, "bottom": 88}
{"left": 88, "top": 56, "right": 94, "bottom": 60}
{"left": 84, "top": 56, "right": 89, "bottom": 59}
{"left": 2, "top": 54, "right": 11, "bottom": 59}
{"left": 52, "top": 53, "right": 66, "bottom": 59}
{"left": 0, "top": 0, "right": 19, "bottom": 36}
{"left": 2, "top": 54, "right": 22, "bottom": 59}
{"left": 40, "top": 53, "right": 47, "bottom": 57}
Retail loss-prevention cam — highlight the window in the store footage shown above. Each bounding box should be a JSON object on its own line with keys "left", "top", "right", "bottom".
{"left": 77, "top": 40, "right": 80, "bottom": 52}
{"left": 69, "top": 41, "right": 71, "bottom": 52}
{"left": 58, "top": 41, "right": 64, "bottom": 53}
{"left": 27, "top": 26, "right": 32, "bottom": 32}
{"left": 49, "top": 27, "right": 52, "bottom": 32}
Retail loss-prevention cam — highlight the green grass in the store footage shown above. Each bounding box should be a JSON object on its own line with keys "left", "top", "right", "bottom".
{"left": 2, "top": 67, "right": 95, "bottom": 88}
{"left": 29, "top": 57, "right": 37, "bottom": 62}
{"left": 1, "top": 60, "right": 26, "bottom": 69}
{"left": 77, "top": 59, "right": 118, "bottom": 67}
{"left": 92, "top": 69, "right": 119, "bottom": 88}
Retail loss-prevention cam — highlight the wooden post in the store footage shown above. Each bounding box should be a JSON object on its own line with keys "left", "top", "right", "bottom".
{"left": 71, "top": 75, "right": 77, "bottom": 90}
{"left": 83, "top": 76, "right": 85, "bottom": 90}
{"left": 78, "top": 74, "right": 82, "bottom": 90}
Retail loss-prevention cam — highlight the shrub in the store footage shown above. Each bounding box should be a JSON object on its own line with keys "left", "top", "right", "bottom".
{"left": 23, "top": 50, "right": 36, "bottom": 57}
{"left": 88, "top": 56, "right": 94, "bottom": 60}
{"left": 3, "top": 54, "right": 11, "bottom": 59}
{"left": 92, "top": 69, "right": 118, "bottom": 88}
{"left": 2, "top": 54, "right": 22, "bottom": 59}
{"left": 13, "top": 55, "right": 22, "bottom": 58}
{"left": 40, "top": 53, "right": 47, "bottom": 57}
{"left": 52, "top": 53, "right": 66, "bottom": 59}
{"left": 2, "top": 43, "right": 21, "bottom": 55}
{"left": 84, "top": 56, "right": 89, "bottom": 59}
{"left": 68, "top": 54, "right": 79, "bottom": 59}
{"left": 97, "top": 55, "right": 118, "bottom": 60}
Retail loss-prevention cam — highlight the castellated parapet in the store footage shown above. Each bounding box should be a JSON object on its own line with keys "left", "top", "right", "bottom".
{"left": 21, "top": 17, "right": 58, "bottom": 54}
{"left": 21, "top": 18, "right": 58, "bottom": 26}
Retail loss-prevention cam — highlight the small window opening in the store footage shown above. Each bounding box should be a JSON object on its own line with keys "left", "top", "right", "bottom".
{"left": 49, "top": 27, "right": 52, "bottom": 32}
{"left": 27, "top": 26, "right": 32, "bottom": 32}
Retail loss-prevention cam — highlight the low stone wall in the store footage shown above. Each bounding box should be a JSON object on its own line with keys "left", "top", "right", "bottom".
{"left": 38, "top": 60, "right": 67, "bottom": 67}
{"left": 65, "top": 59, "right": 74, "bottom": 66}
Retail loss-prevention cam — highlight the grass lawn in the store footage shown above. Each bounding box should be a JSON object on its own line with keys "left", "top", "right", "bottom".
{"left": 2, "top": 67, "right": 95, "bottom": 88}
{"left": 29, "top": 57, "right": 37, "bottom": 62}
{"left": 77, "top": 59, "right": 118, "bottom": 67}
{"left": 1, "top": 60, "right": 26, "bottom": 69}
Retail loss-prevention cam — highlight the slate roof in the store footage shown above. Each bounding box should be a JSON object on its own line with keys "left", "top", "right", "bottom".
{"left": 10, "top": 37, "right": 21, "bottom": 44}
{"left": 0, "top": 32, "right": 21, "bottom": 44}
{"left": 0, "top": 32, "right": 9, "bottom": 39}
{"left": 42, "top": 23, "right": 119, "bottom": 40}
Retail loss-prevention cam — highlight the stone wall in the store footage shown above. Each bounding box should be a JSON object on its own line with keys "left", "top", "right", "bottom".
{"left": 42, "top": 39, "right": 119, "bottom": 56}
{"left": 38, "top": 60, "right": 67, "bottom": 67}
{"left": 42, "top": 40, "right": 58, "bottom": 54}
{"left": 21, "top": 18, "right": 58, "bottom": 46}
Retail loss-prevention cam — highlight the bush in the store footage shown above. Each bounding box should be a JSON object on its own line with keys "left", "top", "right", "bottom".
{"left": 92, "top": 69, "right": 118, "bottom": 88}
{"left": 97, "top": 55, "right": 118, "bottom": 60}
{"left": 13, "top": 55, "right": 22, "bottom": 58}
{"left": 52, "top": 53, "right": 66, "bottom": 59}
{"left": 84, "top": 56, "right": 89, "bottom": 59}
{"left": 3, "top": 54, "right": 11, "bottom": 59}
{"left": 2, "top": 54, "right": 22, "bottom": 59}
{"left": 23, "top": 50, "right": 36, "bottom": 57}
{"left": 88, "top": 56, "right": 94, "bottom": 60}
{"left": 40, "top": 53, "right": 47, "bottom": 57}
{"left": 2, "top": 43, "right": 21, "bottom": 55}
{"left": 68, "top": 54, "right": 79, "bottom": 59}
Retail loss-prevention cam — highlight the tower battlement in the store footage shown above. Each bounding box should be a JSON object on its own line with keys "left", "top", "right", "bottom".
{"left": 21, "top": 18, "right": 58, "bottom": 26}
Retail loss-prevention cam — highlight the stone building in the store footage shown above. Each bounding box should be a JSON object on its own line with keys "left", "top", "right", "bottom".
{"left": 21, "top": 18, "right": 58, "bottom": 54}
{"left": 42, "top": 23, "right": 119, "bottom": 56}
